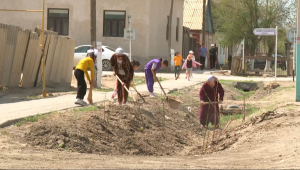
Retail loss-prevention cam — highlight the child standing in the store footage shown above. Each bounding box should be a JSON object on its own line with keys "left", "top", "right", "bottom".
{"left": 182, "top": 52, "right": 202, "bottom": 81}
{"left": 173, "top": 52, "right": 184, "bottom": 79}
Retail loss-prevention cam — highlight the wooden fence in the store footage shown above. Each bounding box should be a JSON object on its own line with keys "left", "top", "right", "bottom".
{"left": 0, "top": 23, "right": 75, "bottom": 88}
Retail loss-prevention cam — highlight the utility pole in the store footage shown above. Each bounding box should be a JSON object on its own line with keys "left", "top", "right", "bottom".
{"left": 128, "top": 15, "right": 132, "bottom": 61}
{"left": 90, "top": 0, "right": 97, "bottom": 86}
{"left": 296, "top": 0, "right": 300, "bottom": 101}
{"left": 168, "top": 0, "right": 174, "bottom": 66}
{"left": 202, "top": 0, "right": 206, "bottom": 44}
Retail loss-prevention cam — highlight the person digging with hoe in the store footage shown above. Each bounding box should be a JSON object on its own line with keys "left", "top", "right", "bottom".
{"left": 74, "top": 51, "right": 96, "bottom": 106}
{"left": 144, "top": 58, "right": 168, "bottom": 97}
{"left": 110, "top": 47, "right": 134, "bottom": 106}
{"left": 199, "top": 75, "right": 224, "bottom": 128}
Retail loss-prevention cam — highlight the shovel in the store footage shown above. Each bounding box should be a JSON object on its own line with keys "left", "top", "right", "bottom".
{"left": 116, "top": 75, "right": 136, "bottom": 102}
{"left": 87, "top": 84, "right": 93, "bottom": 105}
{"left": 156, "top": 76, "right": 183, "bottom": 109}
{"left": 130, "top": 83, "right": 146, "bottom": 104}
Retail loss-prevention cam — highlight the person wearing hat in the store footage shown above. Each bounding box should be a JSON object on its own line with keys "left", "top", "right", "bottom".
{"left": 199, "top": 75, "right": 224, "bottom": 128}
{"left": 182, "top": 52, "right": 202, "bottom": 81}
{"left": 74, "top": 51, "right": 96, "bottom": 106}
{"left": 209, "top": 44, "right": 218, "bottom": 70}
{"left": 110, "top": 47, "right": 134, "bottom": 105}
{"left": 189, "top": 50, "right": 196, "bottom": 61}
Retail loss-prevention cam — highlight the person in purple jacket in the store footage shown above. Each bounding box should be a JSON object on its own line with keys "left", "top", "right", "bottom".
{"left": 144, "top": 58, "right": 168, "bottom": 97}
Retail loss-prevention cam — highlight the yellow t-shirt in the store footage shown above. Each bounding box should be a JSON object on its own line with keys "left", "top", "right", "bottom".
{"left": 75, "top": 57, "right": 95, "bottom": 81}
{"left": 173, "top": 55, "right": 183, "bottom": 66}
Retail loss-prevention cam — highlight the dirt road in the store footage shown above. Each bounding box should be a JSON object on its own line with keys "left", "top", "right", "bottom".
{"left": 0, "top": 81, "right": 299, "bottom": 169}
{"left": 1, "top": 104, "right": 300, "bottom": 169}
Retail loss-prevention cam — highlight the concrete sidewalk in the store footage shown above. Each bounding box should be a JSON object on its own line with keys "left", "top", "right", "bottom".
{"left": 0, "top": 78, "right": 199, "bottom": 127}
{"left": 0, "top": 71, "right": 294, "bottom": 127}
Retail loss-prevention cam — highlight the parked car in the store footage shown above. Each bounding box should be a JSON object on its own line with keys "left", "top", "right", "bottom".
{"left": 253, "top": 54, "right": 286, "bottom": 70}
{"left": 73, "top": 45, "right": 130, "bottom": 71}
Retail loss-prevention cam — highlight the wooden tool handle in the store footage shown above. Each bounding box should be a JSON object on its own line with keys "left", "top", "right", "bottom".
{"left": 116, "top": 75, "right": 136, "bottom": 101}
{"left": 156, "top": 77, "right": 167, "bottom": 97}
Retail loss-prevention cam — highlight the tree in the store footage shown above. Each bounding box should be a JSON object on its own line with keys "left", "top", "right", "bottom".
{"left": 212, "top": 0, "right": 296, "bottom": 56}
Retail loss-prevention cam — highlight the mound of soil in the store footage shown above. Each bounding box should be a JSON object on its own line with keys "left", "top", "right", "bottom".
{"left": 24, "top": 96, "right": 202, "bottom": 156}
{"left": 188, "top": 110, "right": 289, "bottom": 155}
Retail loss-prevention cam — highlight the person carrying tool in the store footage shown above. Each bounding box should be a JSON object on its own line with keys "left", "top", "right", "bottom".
{"left": 74, "top": 51, "right": 96, "bottom": 106}
{"left": 182, "top": 52, "right": 202, "bottom": 81}
{"left": 111, "top": 60, "right": 140, "bottom": 101}
{"left": 173, "top": 52, "right": 185, "bottom": 79}
{"left": 199, "top": 75, "right": 224, "bottom": 128}
{"left": 144, "top": 58, "right": 168, "bottom": 97}
{"left": 110, "top": 47, "right": 134, "bottom": 105}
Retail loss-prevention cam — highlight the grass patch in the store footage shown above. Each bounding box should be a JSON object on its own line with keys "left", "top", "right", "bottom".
{"left": 169, "top": 91, "right": 182, "bottom": 96}
{"left": 277, "top": 86, "right": 295, "bottom": 91}
{"left": 218, "top": 80, "right": 254, "bottom": 84}
{"left": 1, "top": 131, "right": 9, "bottom": 135}
{"left": 133, "top": 77, "right": 146, "bottom": 86}
{"left": 236, "top": 90, "right": 256, "bottom": 100}
{"left": 284, "top": 104, "right": 298, "bottom": 111}
{"left": 133, "top": 77, "right": 168, "bottom": 86}
{"left": 72, "top": 105, "right": 99, "bottom": 112}
{"left": 219, "top": 80, "right": 263, "bottom": 101}
{"left": 94, "top": 88, "right": 114, "bottom": 92}
{"left": 15, "top": 113, "right": 49, "bottom": 127}
{"left": 210, "top": 104, "right": 260, "bottom": 128}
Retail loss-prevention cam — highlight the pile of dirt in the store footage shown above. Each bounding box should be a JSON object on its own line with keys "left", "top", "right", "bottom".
{"left": 188, "top": 110, "right": 289, "bottom": 155}
{"left": 24, "top": 96, "right": 202, "bottom": 156}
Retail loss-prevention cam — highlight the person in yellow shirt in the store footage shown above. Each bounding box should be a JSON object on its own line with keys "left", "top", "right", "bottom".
{"left": 173, "top": 52, "right": 185, "bottom": 79}
{"left": 74, "top": 52, "right": 96, "bottom": 106}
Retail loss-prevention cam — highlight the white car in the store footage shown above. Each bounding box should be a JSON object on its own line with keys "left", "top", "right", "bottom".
{"left": 73, "top": 45, "right": 129, "bottom": 71}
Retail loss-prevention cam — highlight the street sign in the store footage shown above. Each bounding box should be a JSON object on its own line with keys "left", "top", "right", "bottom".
{"left": 287, "top": 27, "right": 297, "bottom": 43}
{"left": 253, "top": 28, "right": 276, "bottom": 36}
{"left": 124, "top": 29, "right": 136, "bottom": 41}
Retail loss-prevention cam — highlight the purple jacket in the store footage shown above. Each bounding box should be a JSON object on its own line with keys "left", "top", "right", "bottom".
{"left": 144, "top": 59, "right": 161, "bottom": 72}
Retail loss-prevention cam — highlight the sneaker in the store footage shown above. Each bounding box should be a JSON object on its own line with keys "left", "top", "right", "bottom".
{"left": 75, "top": 98, "right": 81, "bottom": 105}
{"left": 150, "top": 92, "right": 155, "bottom": 97}
{"left": 75, "top": 99, "right": 87, "bottom": 106}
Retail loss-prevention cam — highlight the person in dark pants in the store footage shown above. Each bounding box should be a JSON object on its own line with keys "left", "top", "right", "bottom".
{"left": 209, "top": 44, "right": 218, "bottom": 70}
{"left": 74, "top": 52, "right": 96, "bottom": 106}
{"left": 228, "top": 53, "right": 232, "bottom": 70}
{"left": 173, "top": 52, "right": 184, "bottom": 79}
{"left": 199, "top": 42, "right": 208, "bottom": 70}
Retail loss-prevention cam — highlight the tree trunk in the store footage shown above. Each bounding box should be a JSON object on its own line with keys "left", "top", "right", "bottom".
{"left": 90, "top": 0, "right": 97, "bottom": 86}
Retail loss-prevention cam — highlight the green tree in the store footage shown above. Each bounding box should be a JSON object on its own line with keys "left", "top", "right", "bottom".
{"left": 212, "top": 0, "right": 295, "bottom": 56}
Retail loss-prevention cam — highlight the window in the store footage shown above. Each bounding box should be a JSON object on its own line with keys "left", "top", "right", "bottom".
{"left": 103, "top": 11, "right": 126, "bottom": 37}
{"left": 166, "top": 16, "right": 169, "bottom": 40}
{"left": 75, "top": 46, "right": 90, "bottom": 53}
{"left": 176, "top": 18, "right": 179, "bottom": 41}
{"left": 47, "top": 9, "right": 69, "bottom": 35}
